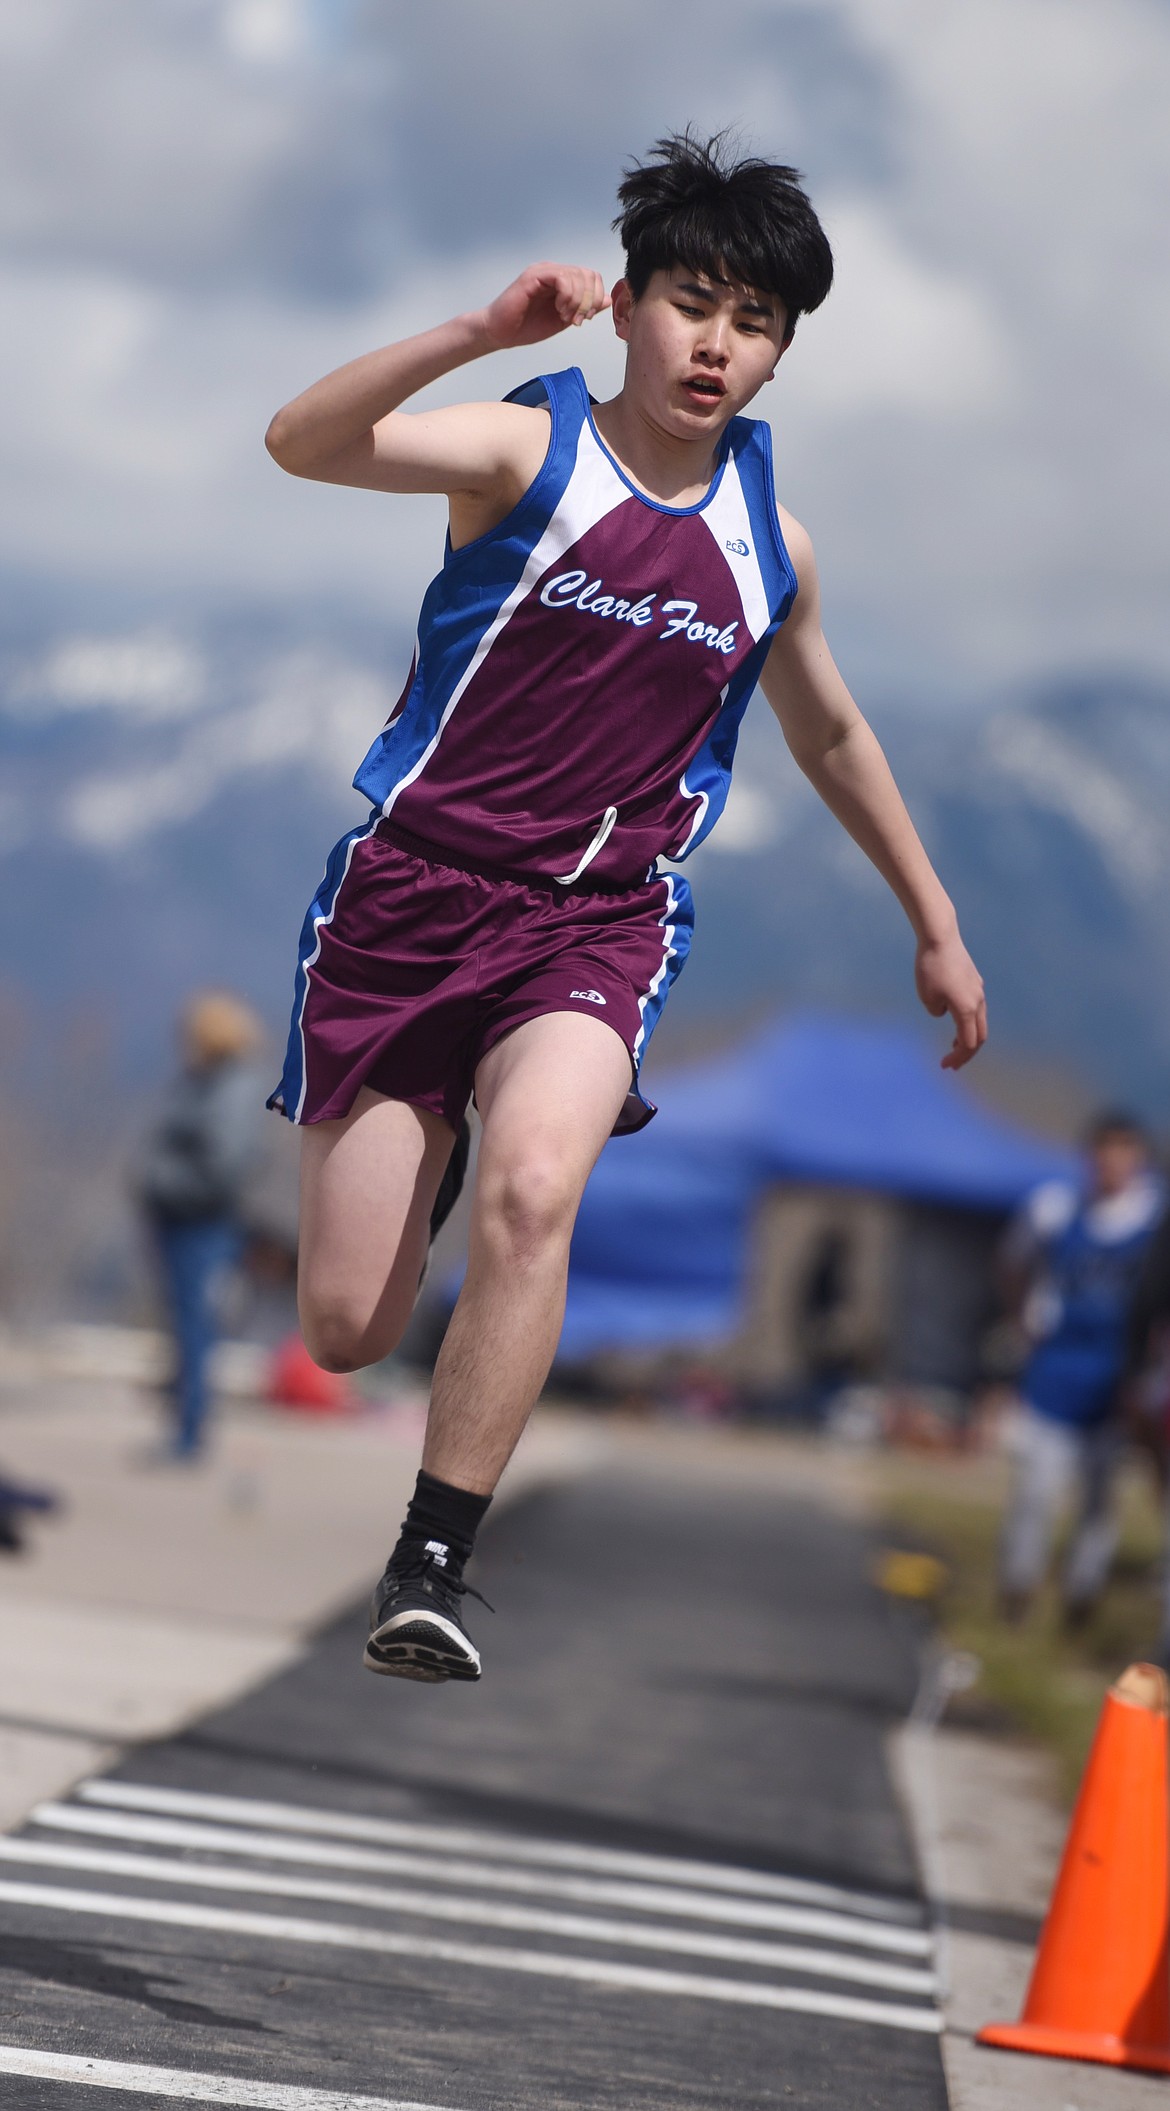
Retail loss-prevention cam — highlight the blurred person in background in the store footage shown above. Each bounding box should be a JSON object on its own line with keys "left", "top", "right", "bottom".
{"left": 997, "top": 1110, "right": 1163, "bottom": 1625}
{"left": 135, "top": 991, "right": 268, "bottom": 1461}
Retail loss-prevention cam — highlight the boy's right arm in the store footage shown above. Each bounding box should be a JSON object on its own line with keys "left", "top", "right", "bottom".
{"left": 264, "top": 262, "right": 608, "bottom": 512}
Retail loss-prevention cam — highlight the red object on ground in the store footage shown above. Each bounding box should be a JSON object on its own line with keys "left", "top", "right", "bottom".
{"left": 978, "top": 1661, "right": 1170, "bottom": 2073}
{"left": 267, "top": 1332, "right": 356, "bottom": 1415}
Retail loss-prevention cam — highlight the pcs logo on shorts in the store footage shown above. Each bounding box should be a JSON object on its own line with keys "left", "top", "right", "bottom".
{"left": 570, "top": 989, "right": 607, "bottom": 1006}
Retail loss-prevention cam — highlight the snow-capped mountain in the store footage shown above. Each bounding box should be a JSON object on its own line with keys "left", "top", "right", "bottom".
{"left": 679, "top": 670, "right": 1170, "bottom": 1115}
{"left": 2, "top": 598, "right": 1168, "bottom": 1117}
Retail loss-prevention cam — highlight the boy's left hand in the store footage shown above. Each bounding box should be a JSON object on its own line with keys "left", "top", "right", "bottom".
{"left": 915, "top": 930, "right": 987, "bottom": 1071}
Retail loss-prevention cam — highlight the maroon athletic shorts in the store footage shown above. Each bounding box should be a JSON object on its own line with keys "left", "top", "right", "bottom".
{"left": 269, "top": 818, "right": 694, "bottom": 1136}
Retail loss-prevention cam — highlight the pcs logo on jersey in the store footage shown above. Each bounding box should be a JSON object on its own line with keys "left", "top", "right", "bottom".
{"left": 725, "top": 537, "right": 750, "bottom": 557}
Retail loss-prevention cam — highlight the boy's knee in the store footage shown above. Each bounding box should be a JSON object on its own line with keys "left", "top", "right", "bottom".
{"left": 477, "top": 1153, "right": 580, "bottom": 1259}
{"left": 304, "top": 1332, "right": 366, "bottom": 1376}
{"left": 299, "top": 1295, "right": 409, "bottom": 1374}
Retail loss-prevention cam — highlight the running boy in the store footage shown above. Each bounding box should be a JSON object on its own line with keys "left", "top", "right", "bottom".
{"left": 265, "top": 134, "right": 986, "bottom": 1683}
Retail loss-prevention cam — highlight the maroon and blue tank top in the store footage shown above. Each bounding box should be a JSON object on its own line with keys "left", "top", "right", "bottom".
{"left": 353, "top": 365, "right": 798, "bottom": 889}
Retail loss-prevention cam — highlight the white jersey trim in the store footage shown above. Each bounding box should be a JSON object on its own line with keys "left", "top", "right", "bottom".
{"left": 293, "top": 814, "right": 382, "bottom": 1122}
{"left": 634, "top": 873, "right": 681, "bottom": 1066}
{"left": 697, "top": 453, "right": 774, "bottom": 642}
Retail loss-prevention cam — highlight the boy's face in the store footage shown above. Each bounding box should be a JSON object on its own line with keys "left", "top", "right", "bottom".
{"left": 612, "top": 266, "right": 789, "bottom": 439}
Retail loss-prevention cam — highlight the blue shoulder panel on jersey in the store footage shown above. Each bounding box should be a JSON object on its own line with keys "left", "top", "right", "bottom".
{"left": 352, "top": 368, "right": 588, "bottom": 815}
{"left": 736, "top": 418, "right": 798, "bottom": 615}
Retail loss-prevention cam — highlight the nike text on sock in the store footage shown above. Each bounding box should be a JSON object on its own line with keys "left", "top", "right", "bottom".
{"left": 398, "top": 1468, "right": 492, "bottom": 1569}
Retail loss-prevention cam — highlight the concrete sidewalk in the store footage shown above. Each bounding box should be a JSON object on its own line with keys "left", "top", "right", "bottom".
{"left": 0, "top": 1367, "right": 605, "bottom": 1830}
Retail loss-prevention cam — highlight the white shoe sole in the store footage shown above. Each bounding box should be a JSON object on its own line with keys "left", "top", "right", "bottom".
{"left": 363, "top": 1608, "right": 481, "bottom": 1683}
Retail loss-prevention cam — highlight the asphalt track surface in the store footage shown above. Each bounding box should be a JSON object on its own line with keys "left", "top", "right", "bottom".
{"left": 0, "top": 1459, "right": 946, "bottom": 2110}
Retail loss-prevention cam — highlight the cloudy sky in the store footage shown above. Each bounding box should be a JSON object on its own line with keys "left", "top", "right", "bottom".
{"left": 3, "top": 0, "right": 1170, "bottom": 706}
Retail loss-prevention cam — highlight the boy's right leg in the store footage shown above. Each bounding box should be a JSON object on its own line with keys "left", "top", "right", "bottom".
{"left": 297, "top": 1087, "right": 458, "bottom": 1373}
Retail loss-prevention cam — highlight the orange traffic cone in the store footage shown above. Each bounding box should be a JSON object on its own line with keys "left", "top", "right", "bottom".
{"left": 978, "top": 1661, "right": 1170, "bottom": 2073}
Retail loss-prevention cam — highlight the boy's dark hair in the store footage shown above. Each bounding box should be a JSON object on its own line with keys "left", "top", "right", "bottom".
{"left": 614, "top": 131, "right": 833, "bottom": 342}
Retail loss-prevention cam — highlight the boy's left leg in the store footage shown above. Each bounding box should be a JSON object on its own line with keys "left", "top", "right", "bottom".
{"left": 365, "top": 1008, "right": 632, "bottom": 1683}
{"left": 297, "top": 1090, "right": 458, "bottom": 1373}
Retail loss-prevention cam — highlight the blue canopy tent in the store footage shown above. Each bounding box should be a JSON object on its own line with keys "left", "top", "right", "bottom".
{"left": 560, "top": 1013, "right": 1076, "bottom": 1360}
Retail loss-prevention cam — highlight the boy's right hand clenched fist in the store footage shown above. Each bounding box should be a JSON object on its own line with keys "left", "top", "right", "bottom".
{"left": 480, "top": 264, "right": 610, "bottom": 350}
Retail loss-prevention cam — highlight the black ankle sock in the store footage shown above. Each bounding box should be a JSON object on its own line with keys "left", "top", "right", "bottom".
{"left": 399, "top": 1469, "right": 492, "bottom": 1570}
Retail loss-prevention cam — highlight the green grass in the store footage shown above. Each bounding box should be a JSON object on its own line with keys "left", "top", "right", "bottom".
{"left": 876, "top": 1451, "right": 1165, "bottom": 1802}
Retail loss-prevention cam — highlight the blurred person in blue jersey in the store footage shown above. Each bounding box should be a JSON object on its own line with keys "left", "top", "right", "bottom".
{"left": 135, "top": 991, "right": 268, "bottom": 1460}
{"left": 998, "top": 1110, "right": 1164, "bottom": 1624}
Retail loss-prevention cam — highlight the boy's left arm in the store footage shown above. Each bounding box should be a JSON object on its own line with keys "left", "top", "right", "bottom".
{"left": 758, "top": 513, "right": 987, "bottom": 1071}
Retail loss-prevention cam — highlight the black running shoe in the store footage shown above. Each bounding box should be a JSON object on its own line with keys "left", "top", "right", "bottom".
{"left": 363, "top": 1539, "right": 488, "bottom": 1683}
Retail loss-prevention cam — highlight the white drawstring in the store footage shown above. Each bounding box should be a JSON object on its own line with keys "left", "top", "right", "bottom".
{"left": 555, "top": 805, "right": 618, "bottom": 886}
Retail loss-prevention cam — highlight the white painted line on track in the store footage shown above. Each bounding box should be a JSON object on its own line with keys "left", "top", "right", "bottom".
{"left": 77, "top": 1778, "right": 922, "bottom": 1924}
{"left": 0, "top": 2045, "right": 470, "bottom": 2109}
{"left": 0, "top": 1879, "right": 943, "bottom": 2034}
{"left": 0, "top": 1836, "right": 938, "bottom": 1996}
{"left": 34, "top": 1804, "right": 932, "bottom": 1956}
